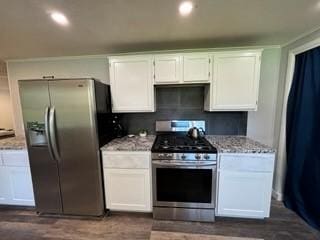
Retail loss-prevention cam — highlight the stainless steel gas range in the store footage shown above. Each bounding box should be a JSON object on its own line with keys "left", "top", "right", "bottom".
{"left": 151, "top": 120, "right": 217, "bottom": 222}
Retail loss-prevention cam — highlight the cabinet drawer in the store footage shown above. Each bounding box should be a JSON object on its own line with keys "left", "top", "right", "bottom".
{"left": 219, "top": 154, "right": 274, "bottom": 172}
{"left": 102, "top": 151, "right": 150, "bottom": 169}
{"left": 2, "top": 151, "right": 29, "bottom": 167}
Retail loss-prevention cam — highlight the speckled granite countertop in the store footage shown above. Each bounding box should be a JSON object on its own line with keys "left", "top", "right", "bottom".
{"left": 205, "top": 135, "right": 275, "bottom": 154}
{"left": 101, "top": 135, "right": 275, "bottom": 154}
{"left": 0, "top": 137, "right": 27, "bottom": 150}
{"left": 101, "top": 135, "right": 156, "bottom": 151}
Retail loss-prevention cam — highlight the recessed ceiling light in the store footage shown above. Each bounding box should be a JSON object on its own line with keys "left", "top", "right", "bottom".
{"left": 179, "top": 1, "right": 194, "bottom": 16}
{"left": 50, "top": 12, "right": 69, "bottom": 26}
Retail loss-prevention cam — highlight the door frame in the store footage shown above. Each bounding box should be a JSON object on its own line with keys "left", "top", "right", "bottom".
{"left": 275, "top": 37, "right": 320, "bottom": 201}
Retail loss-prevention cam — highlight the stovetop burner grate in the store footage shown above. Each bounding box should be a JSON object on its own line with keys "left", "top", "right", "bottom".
{"left": 152, "top": 134, "right": 217, "bottom": 154}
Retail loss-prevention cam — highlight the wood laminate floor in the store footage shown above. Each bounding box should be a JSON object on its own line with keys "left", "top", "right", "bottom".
{"left": 0, "top": 201, "right": 319, "bottom": 240}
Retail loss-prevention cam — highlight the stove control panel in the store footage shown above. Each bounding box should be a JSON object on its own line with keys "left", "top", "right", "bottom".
{"left": 152, "top": 152, "right": 217, "bottom": 161}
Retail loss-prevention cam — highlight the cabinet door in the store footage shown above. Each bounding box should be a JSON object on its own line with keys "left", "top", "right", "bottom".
{"left": 8, "top": 57, "right": 108, "bottom": 82}
{"left": 154, "top": 54, "right": 182, "bottom": 84}
{"left": 104, "top": 168, "right": 151, "bottom": 212}
{"left": 0, "top": 166, "right": 11, "bottom": 204}
{"left": 109, "top": 56, "right": 154, "bottom": 112}
{"left": 211, "top": 51, "right": 261, "bottom": 111}
{"left": 183, "top": 53, "right": 211, "bottom": 83}
{"left": 217, "top": 170, "right": 272, "bottom": 218}
{"left": 7, "top": 167, "right": 35, "bottom": 206}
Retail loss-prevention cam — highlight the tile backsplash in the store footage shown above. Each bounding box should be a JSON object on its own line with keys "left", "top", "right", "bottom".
{"left": 118, "top": 86, "right": 247, "bottom": 135}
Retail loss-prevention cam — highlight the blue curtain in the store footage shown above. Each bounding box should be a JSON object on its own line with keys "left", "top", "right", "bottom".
{"left": 285, "top": 46, "right": 320, "bottom": 230}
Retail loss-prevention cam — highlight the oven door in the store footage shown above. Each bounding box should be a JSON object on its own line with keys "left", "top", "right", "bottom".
{"left": 152, "top": 161, "right": 216, "bottom": 209}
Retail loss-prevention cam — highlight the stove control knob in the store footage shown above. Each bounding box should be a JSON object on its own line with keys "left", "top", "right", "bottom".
{"left": 204, "top": 154, "right": 210, "bottom": 160}
{"left": 166, "top": 153, "right": 173, "bottom": 158}
{"left": 195, "top": 154, "right": 201, "bottom": 160}
{"left": 158, "top": 153, "right": 165, "bottom": 158}
{"left": 181, "top": 154, "right": 186, "bottom": 160}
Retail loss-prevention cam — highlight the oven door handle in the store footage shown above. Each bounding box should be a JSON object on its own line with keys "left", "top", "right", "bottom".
{"left": 152, "top": 161, "right": 216, "bottom": 169}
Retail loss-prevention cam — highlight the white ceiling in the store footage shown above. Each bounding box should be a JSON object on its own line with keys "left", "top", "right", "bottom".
{"left": 1, "top": 0, "right": 320, "bottom": 60}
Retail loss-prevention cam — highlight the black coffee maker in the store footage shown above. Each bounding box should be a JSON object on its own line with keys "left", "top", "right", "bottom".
{"left": 112, "top": 115, "right": 125, "bottom": 138}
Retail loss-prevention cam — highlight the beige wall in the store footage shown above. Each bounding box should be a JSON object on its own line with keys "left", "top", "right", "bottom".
{"left": 7, "top": 56, "right": 109, "bottom": 136}
{"left": 0, "top": 62, "right": 13, "bottom": 129}
{"left": 247, "top": 48, "right": 281, "bottom": 147}
{"left": 7, "top": 49, "right": 279, "bottom": 137}
{"left": 272, "top": 29, "right": 320, "bottom": 199}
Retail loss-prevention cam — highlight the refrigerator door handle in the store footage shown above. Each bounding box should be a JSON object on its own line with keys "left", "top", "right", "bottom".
{"left": 49, "top": 106, "right": 61, "bottom": 162}
{"left": 45, "top": 106, "right": 56, "bottom": 161}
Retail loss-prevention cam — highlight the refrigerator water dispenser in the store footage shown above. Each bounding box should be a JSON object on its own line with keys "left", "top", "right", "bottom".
{"left": 27, "top": 122, "right": 47, "bottom": 146}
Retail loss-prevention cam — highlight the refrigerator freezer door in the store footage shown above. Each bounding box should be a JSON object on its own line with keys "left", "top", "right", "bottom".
{"left": 19, "top": 80, "right": 63, "bottom": 214}
{"left": 48, "top": 79, "right": 104, "bottom": 216}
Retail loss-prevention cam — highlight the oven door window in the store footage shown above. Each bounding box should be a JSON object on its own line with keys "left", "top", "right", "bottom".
{"left": 156, "top": 168, "right": 212, "bottom": 203}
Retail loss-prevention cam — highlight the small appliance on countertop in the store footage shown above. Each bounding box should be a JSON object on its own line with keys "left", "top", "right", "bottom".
{"left": 112, "top": 115, "right": 125, "bottom": 138}
{"left": 151, "top": 120, "right": 217, "bottom": 222}
{"left": 187, "top": 126, "right": 205, "bottom": 140}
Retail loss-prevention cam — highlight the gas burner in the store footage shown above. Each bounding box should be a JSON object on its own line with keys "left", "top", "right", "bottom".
{"left": 152, "top": 134, "right": 217, "bottom": 154}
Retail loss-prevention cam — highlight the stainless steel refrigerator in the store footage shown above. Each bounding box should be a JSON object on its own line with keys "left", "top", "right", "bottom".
{"left": 19, "top": 78, "right": 114, "bottom": 216}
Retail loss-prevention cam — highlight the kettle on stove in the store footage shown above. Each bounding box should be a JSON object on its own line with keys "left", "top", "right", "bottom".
{"left": 187, "top": 127, "right": 205, "bottom": 139}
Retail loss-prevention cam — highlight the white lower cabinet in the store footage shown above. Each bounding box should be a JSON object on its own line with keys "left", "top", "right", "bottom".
{"left": 217, "top": 171, "right": 273, "bottom": 218}
{"left": 102, "top": 151, "right": 152, "bottom": 212}
{"left": 0, "top": 166, "right": 11, "bottom": 204}
{"left": 6, "top": 166, "right": 34, "bottom": 205}
{"left": 104, "top": 168, "right": 151, "bottom": 211}
{"left": 216, "top": 153, "right": 275, "bottom": 219}
{"left": 0, "top": 150, "right": 35, "bottom": 206}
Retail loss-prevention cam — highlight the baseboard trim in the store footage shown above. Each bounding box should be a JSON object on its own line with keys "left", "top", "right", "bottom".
{"left": 272, "top": 189, "right": 284, "bottom": 201}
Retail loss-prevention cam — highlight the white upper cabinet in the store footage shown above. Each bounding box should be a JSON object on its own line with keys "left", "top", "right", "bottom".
{"left": 154, "top": 54, "right": 182, "bottom": 84}
{"left": 107, "top": 49, "right": 262, "bottom": 112}
{"left": 8, "top": 57, "right": 109, "bottom": 82}
{"left": 183, "top": 53, "right": 211, "bottom": 83}
{"left": 109, "top": 55, "right": 154, "bottom": 112}
{"left": 153, "top": 53, "right": 211, "bottom": 84}
{"left": 206, "top": 50, "right": 261, "bottom": 111}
